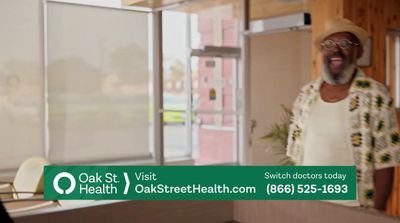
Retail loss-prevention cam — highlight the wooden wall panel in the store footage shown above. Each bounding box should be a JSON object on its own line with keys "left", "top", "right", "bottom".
{"left": 122, "top": 0, "right": 143, "bottom": 6}
{"left": 310, "top": 0, "right": 346, "bottom": 79}
{"left": 387, "top": 167, "right": 400, "bottom": 216}
{"left": 386, "top": 0, "right": 400, "bottom": 29}
{"left": 360, "top": 0, "right": 385, "bottom": 83}
{"left": 250, "top": 0, "right": 310, "bottom": 20}
{"left": 388, "top": 37, "right": 396, "bottom": 97}
{"left": 343, "top": 0, "right": 369, "bottom": 28}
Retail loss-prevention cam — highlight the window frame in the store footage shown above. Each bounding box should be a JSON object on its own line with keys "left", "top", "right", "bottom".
{"left": 386, "top": 30, "right": 400, "bottom": 111}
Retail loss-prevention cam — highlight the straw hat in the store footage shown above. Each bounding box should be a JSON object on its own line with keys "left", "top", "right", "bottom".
{"left": 315, "top": 18, "right": 368, "bottom": 49}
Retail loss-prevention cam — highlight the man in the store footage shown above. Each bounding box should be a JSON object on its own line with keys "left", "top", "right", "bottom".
{"left": 286, "top": 18, "right": 400, "bottom": 210}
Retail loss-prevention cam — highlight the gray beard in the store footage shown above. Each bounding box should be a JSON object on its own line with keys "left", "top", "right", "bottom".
{"left": 322, "top": 63, "right": 356, "bottom": 85}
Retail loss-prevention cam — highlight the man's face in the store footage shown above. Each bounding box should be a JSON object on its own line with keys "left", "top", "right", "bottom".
{"left": 321, "top": 32, "right": 360, "bottom": 84}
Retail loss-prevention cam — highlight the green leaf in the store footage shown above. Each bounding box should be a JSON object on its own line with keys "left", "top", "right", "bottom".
{"left": 261, "top": 105, "right": 293, "bottom": 152}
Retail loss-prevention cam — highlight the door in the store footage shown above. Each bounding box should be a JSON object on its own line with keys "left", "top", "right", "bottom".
{"left": 162, "top": 0, "right": 243, "bottom": 165}
{"left": 249, "top": 31, "right": 311, "bottom": 165}
{"left": 190, "top": 53, "right": 239, "bottom": 165}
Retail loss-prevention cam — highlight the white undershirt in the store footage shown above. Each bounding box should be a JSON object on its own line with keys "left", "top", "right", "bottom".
{"left": 302, "top": 95, "right": 353, "bottom": 166}
{"left": 302, "top": 94, "right": 359, "bottom": 207}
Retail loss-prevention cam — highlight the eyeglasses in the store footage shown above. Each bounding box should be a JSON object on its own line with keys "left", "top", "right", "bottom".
{"left": 321, "top": 39, "right": 359, "bottom": 50}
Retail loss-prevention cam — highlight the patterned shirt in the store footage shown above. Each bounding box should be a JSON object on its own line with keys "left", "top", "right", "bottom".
{"left": 286, "top": 69, "right": 400, "bottom": 207}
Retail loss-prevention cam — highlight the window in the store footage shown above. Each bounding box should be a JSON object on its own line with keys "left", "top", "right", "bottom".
{"left": 0, "top": 0, "right": 155, "bottom": 171}
{"left": 162, "top": 11, "right": 190, "bottom": 159}
{"left": 0, "top": 0, "right": 245, "bottom": 170}
{"left": 0, "top": 0, "right": 44, "bottom": 169}
{"left": 46, "top": 2, "right": 151, "bottom": 164}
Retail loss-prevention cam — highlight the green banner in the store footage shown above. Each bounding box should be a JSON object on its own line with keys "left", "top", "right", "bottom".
{"left": 44, "top": 166, "right": 356, "bottom": 200}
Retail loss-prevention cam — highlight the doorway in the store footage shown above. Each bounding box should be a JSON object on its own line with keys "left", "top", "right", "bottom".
{"left": 162, "top": 1, "right": 244, "bottom": 165}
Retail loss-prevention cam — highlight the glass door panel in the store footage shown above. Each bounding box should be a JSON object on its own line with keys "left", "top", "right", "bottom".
{"left": 162, "top": 0, "right": 242, "bottom": 164}
{"left": 191, "top": 55, "right": 238, "bottom": 165}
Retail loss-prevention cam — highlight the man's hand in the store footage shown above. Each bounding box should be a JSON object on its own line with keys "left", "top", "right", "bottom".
{"left": 374, "top": 167, "right": 394, "bottom": 210}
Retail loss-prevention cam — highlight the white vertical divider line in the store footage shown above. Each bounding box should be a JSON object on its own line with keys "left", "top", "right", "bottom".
{"left": 233, "top": 5, "right": 241, "bottom": 163}
{"left": 238, "top": 0, "right": 250, "bottom": 165}
{"left": 233, "top": 52, "right": 239, "bottom": 163}
{"left": 147, "top": 13, "right": 155, "bottom": 161}
{"left": 185, "top": 14, "right": 193, "bottom": 157}
{"left": 43, "top": 0, "right": 50, "bottom": 159}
